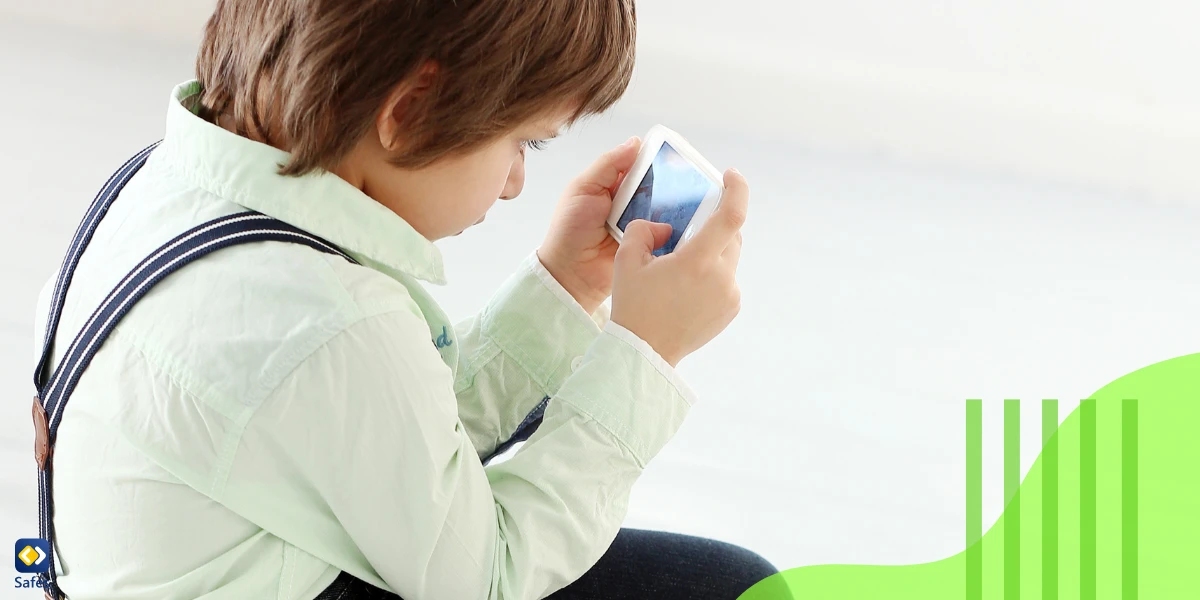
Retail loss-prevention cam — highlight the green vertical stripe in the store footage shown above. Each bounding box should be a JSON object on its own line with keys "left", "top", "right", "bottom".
{"left": 1004, "top": 399, "right": 1020, "bottom": 600}
{"left": 1123, "top": 399, "right": 1138, "bottom": 600}
{"left": 1080, "top": 399, "right": 1097, "bottom": 600}
{"left": 1043, "top": 400, "right": 1058, "bottom": 600}
{"left": 966, "top": 399, "right": 982, "bottom": 600}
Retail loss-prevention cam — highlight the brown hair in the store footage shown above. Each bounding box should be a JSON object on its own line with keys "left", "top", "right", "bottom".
{"left": 196, "top": 1, "right": 637, "bottom": 176}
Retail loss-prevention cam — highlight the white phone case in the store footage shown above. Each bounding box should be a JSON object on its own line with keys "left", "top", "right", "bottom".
{"left": 605, "top": 125, "right": 724, "bottom": 251}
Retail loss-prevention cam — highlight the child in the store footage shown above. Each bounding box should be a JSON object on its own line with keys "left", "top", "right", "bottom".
{"left": 31, "top": 1, "right": 779, "bottom": 598}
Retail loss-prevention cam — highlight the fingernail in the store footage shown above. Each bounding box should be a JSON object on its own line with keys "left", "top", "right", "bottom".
{"left": 624, "top": 136, "right": 639, "bottom": 147}
{"left": 730, "top": 167, "right": 741, "bottom": 175}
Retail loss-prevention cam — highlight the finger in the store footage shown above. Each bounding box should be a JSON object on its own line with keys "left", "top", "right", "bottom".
{"left": 613, "top": 170, "right": 628, "bottom": 195}
{"left": 682, "top": 168, "right": 749, "bottom": 257}
{"left": 615, "top": 219, "right": 667, "bottom": 266}
{"left": 575, "top": 136, "right": 642, "bottom": 194}
{"left": 648, "top": 221, "right": 674, "bottom": 251}
{"left": 722, "top": 230, "right": 743, "bottom": 265}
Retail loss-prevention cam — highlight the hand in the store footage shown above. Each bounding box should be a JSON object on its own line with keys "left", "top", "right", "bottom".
{"left": 538, "top": 137, "right": 670, "bottom": 315}
{"left": 609, "top": 169, "right": 749, "bottom": 367}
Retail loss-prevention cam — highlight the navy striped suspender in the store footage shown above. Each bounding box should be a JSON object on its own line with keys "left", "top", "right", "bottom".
{"left": 31, "top": 144, "right": 357, "bottom": 599}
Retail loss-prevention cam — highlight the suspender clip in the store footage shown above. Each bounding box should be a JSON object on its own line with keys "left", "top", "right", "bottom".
{"left": 33, "top": 396, "right": 52, "bottom": 471}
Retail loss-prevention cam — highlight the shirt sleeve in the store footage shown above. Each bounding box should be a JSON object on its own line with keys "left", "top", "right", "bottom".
{"left": 452, "top": 252, "right": 626, "bottom": 463}
{"left": 219, "top": 304, "right": 696, "bottom": 600}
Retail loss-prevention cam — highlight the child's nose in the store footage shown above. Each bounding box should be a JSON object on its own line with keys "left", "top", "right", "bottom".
{"left": 500, "top": 159, "right": 526, "bottom": 200}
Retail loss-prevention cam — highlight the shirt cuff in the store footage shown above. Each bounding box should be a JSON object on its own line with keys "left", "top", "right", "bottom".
{"left": 601, "top": 321, "right": 699, "bottom": 407}
{"left": 526, "top": 251, "right": 611, "bottom": 327}
{"left": 590, "top": 301, "right": 612, "bottom": 330}
{"left": 479, "top": 252, "right": 602, "bottom": 396}
{"left": 551, "top": 323, "right": 697, "bottom": 467}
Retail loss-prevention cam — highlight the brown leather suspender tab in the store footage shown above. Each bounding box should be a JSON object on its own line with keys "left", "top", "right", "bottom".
{"left": 33, "top": 396, "right": 52, "bottom": 471}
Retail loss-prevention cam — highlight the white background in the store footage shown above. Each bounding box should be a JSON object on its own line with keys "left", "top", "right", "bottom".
{"left": 1, "top": 0, "right": 1198, "bottom": 589}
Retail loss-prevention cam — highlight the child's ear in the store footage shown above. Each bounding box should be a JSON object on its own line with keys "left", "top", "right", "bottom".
{"left": 376, "top": 61, "right": 439, "bottom": 153}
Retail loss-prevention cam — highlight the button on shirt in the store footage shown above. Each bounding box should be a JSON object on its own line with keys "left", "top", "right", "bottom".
{"left": 35, "top": 81, "right": 697, "bottom": 600}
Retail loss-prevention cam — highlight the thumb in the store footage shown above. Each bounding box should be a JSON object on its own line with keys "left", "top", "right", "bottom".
{"left": 616, "top": 220, "right": 673, "bottom": 266}
{"left": 647, "top": 221, "right": 674, "bottom": 249}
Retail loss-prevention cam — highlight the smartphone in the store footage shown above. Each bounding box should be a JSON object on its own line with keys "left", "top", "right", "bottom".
{"left": 606, "top": 125, "right": 724, "bottom": 256}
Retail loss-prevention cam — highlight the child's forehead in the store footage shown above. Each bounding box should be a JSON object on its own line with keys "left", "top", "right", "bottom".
{"left": 528, "top": 102, "right": 580, "bottom": 133}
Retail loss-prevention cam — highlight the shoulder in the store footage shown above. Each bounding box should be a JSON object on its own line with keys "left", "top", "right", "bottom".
{"left": 114, "top": 221, "right": 429, "bottom": 413}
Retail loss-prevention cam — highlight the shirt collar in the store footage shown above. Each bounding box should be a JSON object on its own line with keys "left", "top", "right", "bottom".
{"left": 159, "top": 80, "right": 446, "bottom": 285}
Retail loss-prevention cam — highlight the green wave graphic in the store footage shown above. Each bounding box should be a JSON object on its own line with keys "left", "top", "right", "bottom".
{"left": 739, "top": 353, "right": 1200, "bottom": 599}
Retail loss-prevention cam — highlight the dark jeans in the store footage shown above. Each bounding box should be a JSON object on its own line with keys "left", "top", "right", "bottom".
{"left": 314, "top": 527, "right": 792, "bottom": 599}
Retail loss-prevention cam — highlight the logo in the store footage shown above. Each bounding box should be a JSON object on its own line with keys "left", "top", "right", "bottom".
{"left": 434, "top": 325, "right": 453, "bottom": 349}
{"left": 13, "top": 539, "right": 49, "bottom": 574}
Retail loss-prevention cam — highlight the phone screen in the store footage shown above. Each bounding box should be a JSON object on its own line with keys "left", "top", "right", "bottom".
{"left": 616, "top": 141, "right": 718, "bottom": 256}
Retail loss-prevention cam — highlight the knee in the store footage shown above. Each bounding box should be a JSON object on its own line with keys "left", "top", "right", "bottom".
{"left": 720, "top": 541, "right": 776, "bottom": 575}
{"left": 707, "top": 540, "right": 789, "bottom": 597}
{"left": 616, "top": 529, "right": 791, "bottom": 598}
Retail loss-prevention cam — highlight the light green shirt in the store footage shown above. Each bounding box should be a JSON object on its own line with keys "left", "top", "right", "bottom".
{"left": 35, "top": 81, "right": 696, "bottom": 600}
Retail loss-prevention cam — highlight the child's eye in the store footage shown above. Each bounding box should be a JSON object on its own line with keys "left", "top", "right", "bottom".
{"left": 521, "top": 139, "right": 549, "bottom": 151}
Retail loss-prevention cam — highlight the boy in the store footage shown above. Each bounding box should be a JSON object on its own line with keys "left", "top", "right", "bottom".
{"left": 33, "top": 1, "right": 779, "bottom": 598}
